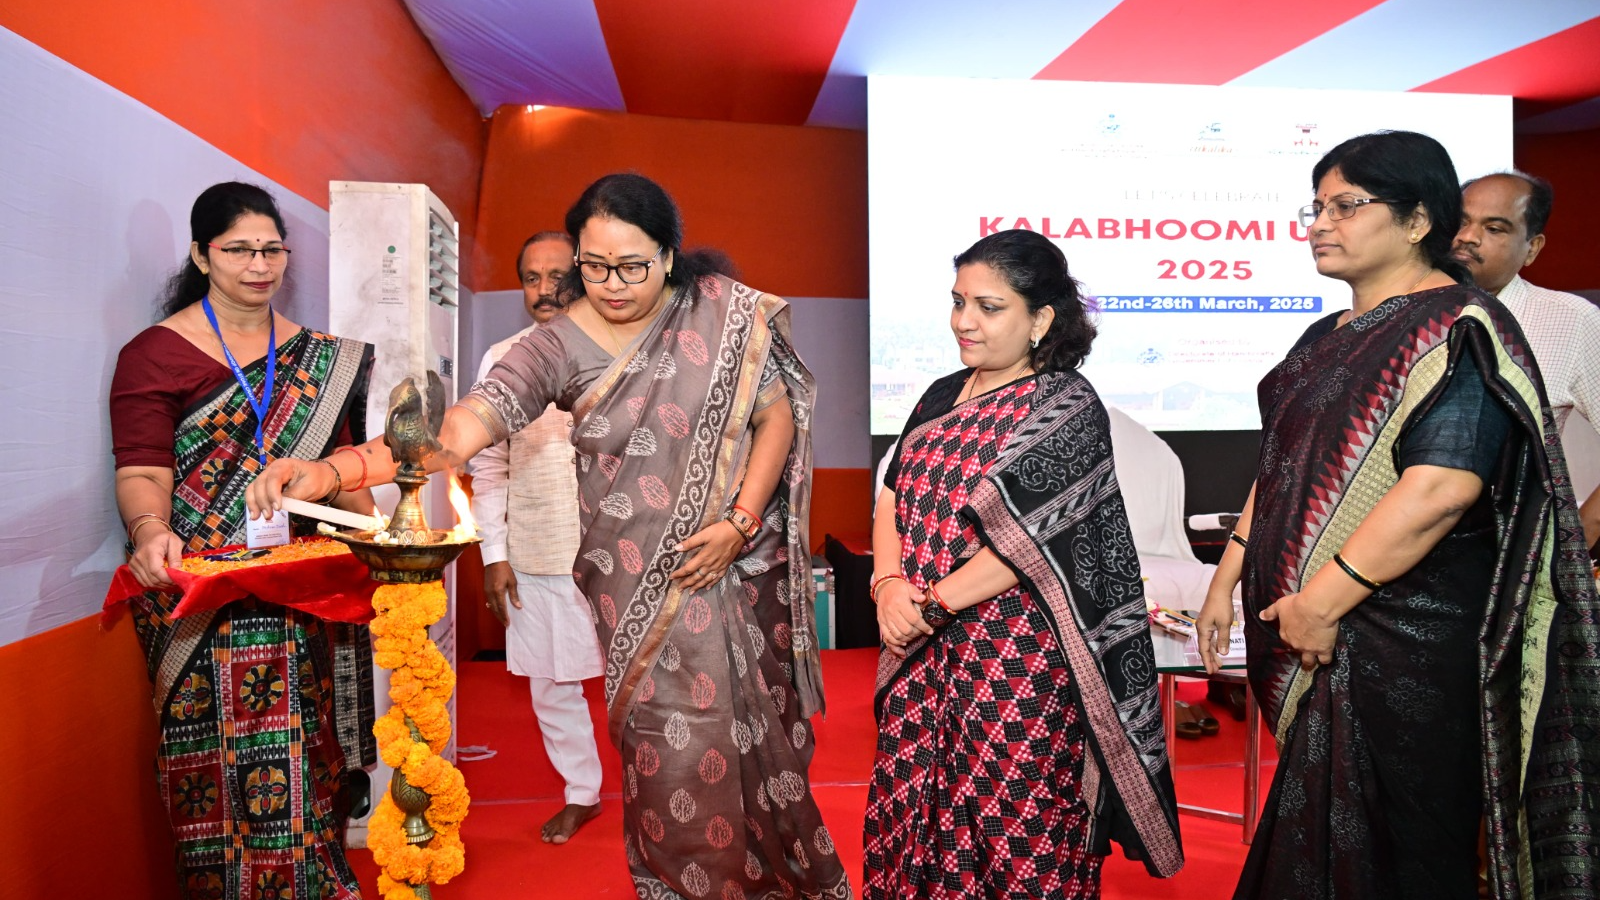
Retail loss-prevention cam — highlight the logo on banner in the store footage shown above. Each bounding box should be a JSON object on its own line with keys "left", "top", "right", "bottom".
{"left": 1268, "top": 123, "right": 1322, "bottom": 156}
{"left": 1191, "top": 122, "right": 1231, "bottom": 154}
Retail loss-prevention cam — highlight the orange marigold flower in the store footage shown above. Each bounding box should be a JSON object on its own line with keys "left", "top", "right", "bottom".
{"left": 368, "top": 579, "right": 468, "bottom": 894}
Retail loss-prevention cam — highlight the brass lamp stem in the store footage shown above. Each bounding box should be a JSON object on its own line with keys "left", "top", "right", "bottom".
{"left": 388, "top": 464, "right": 431, "bottom": 543}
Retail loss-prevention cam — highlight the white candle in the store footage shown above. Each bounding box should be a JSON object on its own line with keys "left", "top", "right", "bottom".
{"left": 280, "top": 497, "right": 384, "bottom": 532}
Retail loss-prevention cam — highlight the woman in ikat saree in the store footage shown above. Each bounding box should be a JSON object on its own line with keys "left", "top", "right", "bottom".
{"left": 251, "top": 174, "right": 852, "bottom": 900}
{"left": 112, "top": 183, "right": 375, "bottom": 900}
{"left": 1196, "top": 132, "right": 1600, "bottom": 899}
{"left": 865, "top": 230, "right": 1183, "bottom": 899}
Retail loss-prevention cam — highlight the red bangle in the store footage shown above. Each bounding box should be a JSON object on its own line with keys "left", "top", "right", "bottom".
{"left": 927, "top": 581, "right": 955, "bottom": 615}
{"left": 334, "top": 446, "right": 367, "bottom": 490}
{"left": 733, "top": 503, "right": 762, "bottom": 530}
{"left": 869, "top": 573, "right": 905, "bottom": 604}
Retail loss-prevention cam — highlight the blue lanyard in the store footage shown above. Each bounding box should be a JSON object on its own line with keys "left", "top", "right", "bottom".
{"left": 201, "top": 295, "right": 276, "bottom": 466}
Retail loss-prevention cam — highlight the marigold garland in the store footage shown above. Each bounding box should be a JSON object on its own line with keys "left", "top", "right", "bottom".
{"left": 367, "top": 581, "right": 469, "bottom": 898}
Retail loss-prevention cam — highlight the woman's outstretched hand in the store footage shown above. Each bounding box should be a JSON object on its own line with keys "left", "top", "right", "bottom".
{"left": 876, "top": 580, "right": 932, "bottom": 658}
{"left": 1260, "top": 592, "right": 1338, "bottom": 670}
{"left": 671, "top": 520, "right": 746, "bottom": 593}
{"left": 244, "top": 458, "right": 333, "bottom": 519}
{"left": 1195, "top": 588, "right": 1236, "bottom": 675}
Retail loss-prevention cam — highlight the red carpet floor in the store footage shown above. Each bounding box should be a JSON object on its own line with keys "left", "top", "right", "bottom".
{"left": 351, "top": 649, "right": 1271, "bottom": 898}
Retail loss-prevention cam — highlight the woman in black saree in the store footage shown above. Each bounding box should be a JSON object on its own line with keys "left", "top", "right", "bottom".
{"left": 1195, "top": 131, "right": 1599, "bottom": 899}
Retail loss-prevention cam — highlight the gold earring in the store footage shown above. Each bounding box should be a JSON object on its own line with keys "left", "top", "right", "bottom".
{"left": 1409, "top": 233, "right": 1420, "bottom": 243}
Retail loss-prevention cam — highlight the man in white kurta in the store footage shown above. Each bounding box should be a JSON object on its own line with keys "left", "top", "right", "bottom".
{"left": 1454, "top": 172, "right": 1600, "bottom": 547}
{"left": 471, "top": 232, "right": 605, "bottom": 843}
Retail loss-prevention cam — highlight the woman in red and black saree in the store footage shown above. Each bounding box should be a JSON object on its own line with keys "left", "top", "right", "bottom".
{"left": 248, "top": 174, "right": 852, "bottom": 900}
{"left": 112, "top": 183, "right": 376, "bottom": 900}
{"left": 1196, "top": 131, "right": 1600, "bottom": 899}
{"left": 865, "top": 230, "right": 1184, "bottom": 899}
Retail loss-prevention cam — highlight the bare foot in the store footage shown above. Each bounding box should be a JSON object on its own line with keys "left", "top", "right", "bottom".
{"left": 541, "top": 802, "right": 601, "bottom": 844}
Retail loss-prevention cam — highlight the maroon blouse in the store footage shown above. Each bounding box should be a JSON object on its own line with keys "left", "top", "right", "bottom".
{"left": 109, "top": 325, "right": 352, "bottom": 470}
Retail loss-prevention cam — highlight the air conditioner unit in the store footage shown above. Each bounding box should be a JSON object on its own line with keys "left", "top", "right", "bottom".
{"left": 328, "top": 181, "right": 465, "bottom": 842}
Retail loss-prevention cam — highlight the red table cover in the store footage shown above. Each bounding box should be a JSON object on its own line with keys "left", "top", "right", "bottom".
{"left": 102, "top": 540, "right": 377, "bottom": 625}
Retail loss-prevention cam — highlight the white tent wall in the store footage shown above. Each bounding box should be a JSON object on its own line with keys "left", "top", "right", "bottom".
{"left": 0, "top": 26, "right": 334, "bottom": 644}
{"left": 0, "top": 19, "right": 875, "bottom": 647}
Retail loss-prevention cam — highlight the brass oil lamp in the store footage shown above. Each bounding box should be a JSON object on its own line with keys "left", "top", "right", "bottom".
{"left": 328, "top": 371, "right": 480, "bottom": 582}
{"left": 324, "top": 372, "right": 479, "bottom": 896}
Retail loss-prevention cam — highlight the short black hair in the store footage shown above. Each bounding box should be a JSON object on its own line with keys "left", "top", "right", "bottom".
{"left": 1462, "top": 171, "right": 1554, "bottom": 238}
{"left": 514, "top": 230, "right": 575, "bottom": 279}
{"left": 1312, "top": 131, "right": 1469, "bottom": 284}
{"left": 953, "top": 229, "right": 1097, "bottom": 372}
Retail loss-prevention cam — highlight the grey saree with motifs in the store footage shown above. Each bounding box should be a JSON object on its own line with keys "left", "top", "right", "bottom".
{"left": 464, "top": 275, "right": 851, "bottom": 900}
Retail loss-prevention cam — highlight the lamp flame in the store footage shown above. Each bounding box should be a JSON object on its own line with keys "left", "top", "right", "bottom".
{"left": 446, "top": 469, "right": 477, "bottom": 540}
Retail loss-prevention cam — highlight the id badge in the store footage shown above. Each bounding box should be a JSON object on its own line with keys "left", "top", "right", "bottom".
{"left": 247, "top": 510, "right": 291, "bottom": 549}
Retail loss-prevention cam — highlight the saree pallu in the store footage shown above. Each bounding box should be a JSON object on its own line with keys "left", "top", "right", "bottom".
{"left": 556, "top": 276, "right": 848, "bottom": 899}
{"left": 866, "top": 372, "right": 1183, "bottom": 899}
{"left": 129, "top": 330, "right": 373, "bottom": 900}
{"left": 1241, "top": 285, "right": 1600, "bottom": 899}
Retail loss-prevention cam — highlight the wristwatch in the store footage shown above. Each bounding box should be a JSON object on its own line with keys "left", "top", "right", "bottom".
{"left": 724, "top": 507, "right": 760, "bottom": 542}
{"left": 919, "top": 599, "right": 954, "bottom": 629}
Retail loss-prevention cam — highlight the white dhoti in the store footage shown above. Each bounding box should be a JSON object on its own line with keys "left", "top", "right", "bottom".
{"left": 509, "top": 570, "right": 604, "bottom": 806}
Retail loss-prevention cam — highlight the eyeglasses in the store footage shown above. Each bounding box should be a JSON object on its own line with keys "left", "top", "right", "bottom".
{"left": 1298, "top": 196, "right": 1399, "bottom": 229}
{"left": 575, "top": 247, "right": 663, "bottom": 285}
{"left": 208, "top": 243, "right": 292, "bottom": 265}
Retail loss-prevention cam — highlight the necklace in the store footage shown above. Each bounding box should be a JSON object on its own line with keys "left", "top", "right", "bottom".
{"left": 600, "top": 316, "right": 626, "bottom": 356}
{"left": 595, "top": 286, "right": 673, "bottom": 356}
{"left": 958, "top": 360, "right": 1032, "bottom": 405}
{"left": 1353, "top": 267, "right": 1437, "bottom": 321}
{"left": 1401, "top": 267, "right": 1434, "bottom": 297}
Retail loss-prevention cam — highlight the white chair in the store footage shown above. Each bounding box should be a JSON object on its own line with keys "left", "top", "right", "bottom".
{"left": 1105, "top": 406, "right": 1217, "bottom": 613}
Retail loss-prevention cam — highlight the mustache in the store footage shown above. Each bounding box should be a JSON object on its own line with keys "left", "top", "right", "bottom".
{"left": 1451, "top": 244, "right": 1482, "bottom": 263}
{"left": 532, "top": 297, "right": 566, "bottom": 310}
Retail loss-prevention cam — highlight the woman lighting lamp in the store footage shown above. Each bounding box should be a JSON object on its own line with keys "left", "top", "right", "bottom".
{"left": 111, "top": 182, "right": 376, "bottom": 899}
{"left": 247, "top": 174, "right": 852, "bottom": 899}
{"left": 864, "top": 229, "right": 1183, "bottom": 898}
{"left": 1196, "top": 131, "right": 1600, "bottom": 898}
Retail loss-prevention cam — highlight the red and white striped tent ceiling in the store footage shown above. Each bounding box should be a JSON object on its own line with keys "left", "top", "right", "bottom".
{"left": 401, "top": 0, "right": 1600, "bottom": 132}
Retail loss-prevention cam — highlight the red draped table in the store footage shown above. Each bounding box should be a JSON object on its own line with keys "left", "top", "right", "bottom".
{"left": 103, "top": 538, "right": 379, "bottom": 624}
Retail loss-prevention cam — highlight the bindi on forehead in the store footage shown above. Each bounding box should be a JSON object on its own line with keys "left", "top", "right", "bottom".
{"left": 580, "top": 247, "right": 654, "bottom": 260}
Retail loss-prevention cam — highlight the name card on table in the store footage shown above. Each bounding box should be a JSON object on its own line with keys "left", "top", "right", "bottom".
{"left": 246, "top": 510, "right": 291, "bottom": 549}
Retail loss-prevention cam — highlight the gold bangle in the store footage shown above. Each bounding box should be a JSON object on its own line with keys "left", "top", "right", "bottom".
{"left": 869, "top": 573, "right": 905, "bottom": 604}
{"left": 125, "top": 512, "right": 165, "bottom": 535}
{"left": 1332, "top": 552, "right": 1382, "bottom": 590}
{"left": 129, "top": 517, "right": 172, "bottom": 545}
